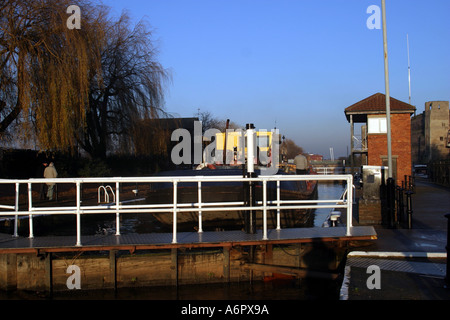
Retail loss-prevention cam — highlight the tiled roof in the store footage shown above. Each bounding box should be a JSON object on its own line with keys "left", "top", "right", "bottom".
{"left": 345, "top": 92, "right": 416, "bottom": 113}
{"left": 345, "top": 93, "right": 416, "bottom": 122}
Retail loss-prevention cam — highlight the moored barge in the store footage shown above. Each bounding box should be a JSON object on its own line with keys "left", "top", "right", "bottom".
{"left": 147, "top": 167, "right": 318, "bottom": 231}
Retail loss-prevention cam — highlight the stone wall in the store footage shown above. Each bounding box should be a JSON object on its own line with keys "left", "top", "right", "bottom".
{"left": 411, "top": 101, "right": 450, "bottom": 163}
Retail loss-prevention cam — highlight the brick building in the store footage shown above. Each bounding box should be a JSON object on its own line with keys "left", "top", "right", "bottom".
{"left": 345, "top": 93, "right": 416, "bottom": 184}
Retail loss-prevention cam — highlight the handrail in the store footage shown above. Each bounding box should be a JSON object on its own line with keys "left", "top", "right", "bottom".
{"left": 98, "top": 185, "right": 115, "bottom": 203}
{"left": 340, "top": 184, "right": 356, "bottom": 204}
{"left": 323, "top": 185, "right": 356, "bottom": 227}
{"left": 0, "top": 174, "right": 354, "bottom": 246}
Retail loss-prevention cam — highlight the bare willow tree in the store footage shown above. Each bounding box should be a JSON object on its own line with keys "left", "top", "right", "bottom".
{"left": 1, "top": 1, "right": 169, "bottom": 159}
{"left": 282, "top": 138, "right": 304, "bottom": 160}
{"left": 0, "top": 0, "right": 105, "bottom": 151}
{"left": 198, "top": 111, "right": 241, "bottom": 133}
{"left": 81, "top": 12, "right": 170, "bottom": 159}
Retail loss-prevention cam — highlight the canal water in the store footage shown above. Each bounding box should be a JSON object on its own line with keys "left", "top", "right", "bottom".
{"left": 312, "top": 181, "right": 346, "bottom": 227}
{"left": 0, "top": 277, "right": 340, "bottom": 300}
{"left": 0, "top": 181, "right": 346, "bottom": 301}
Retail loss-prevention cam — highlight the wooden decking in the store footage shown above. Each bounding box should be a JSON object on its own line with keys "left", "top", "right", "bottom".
{"left": 0, "top": 226, "right": 376, "bottom": 254}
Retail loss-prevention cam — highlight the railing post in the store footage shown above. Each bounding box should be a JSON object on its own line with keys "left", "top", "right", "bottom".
{"left": 346, "top": 176, "right": 353, "bottom": 236}
{"left": 406, "top": 190, "right": 413, "bottom": 229}
{"left": 172, "top": 181, "right": 178, "bottom": 244}
{"left": 262, "top": 179, "right": 268, "bottom": 240}
{"left": 397, "top": 185, "right": 404, "bottom": 227}
{"left": 76, "top": 181, "right": 82, "bottom": 246}
{"left": 198, "top": 181, "right": 203, "bottom": 233}
{"left": 28, "top": 182, "right": 33, "bottom": 239}
{"left": 276, "top": 180, "right": 281, "bottom": 231}
{"left": 115, "top": 181, "right": 120, "bottom": 236}
{"left": 244, "top": 173, "right": 257, "bottom": 234}
{"left": 13, "top": 183, "right": 19, "bottom": 238}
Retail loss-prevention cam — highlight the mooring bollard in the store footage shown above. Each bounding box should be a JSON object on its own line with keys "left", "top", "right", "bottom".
{"left": 445, "top": 214, "right": 450, "bottom": 289}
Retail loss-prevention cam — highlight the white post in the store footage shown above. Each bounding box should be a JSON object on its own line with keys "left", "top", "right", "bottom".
{"left": 276, "top": 180, "right": 281, "bottom": 231}
{"left": 115, "top": 181, "right": 120, "bottom": 236}
{"left": 262, "top": 180, "right": 268, "bottom": 240}
{"left": 346, "top": 176, "right": 353, "bottom": 236}
{"left": 13, "top": 183, "right": 19, "bottom": 237}
{"left": 245, "top": 124, "right": 257, "bottom": 235}
{"left": 28, "top": 182, "right": 33, "bottom": 239}
{"left": 407, "top": 34, "right": 412, "bottom": 106}
{"left": 381, "top": 0, "right": 393, "bottom": 179}
{"left": 198, "top": 181, "right": 203, "bottom": 233}
{"left": 76, "top": 182, "right": 82, "bottom": 246}
{"left": 172, "top": 181, "right": 178, "bottom": 244}
{"left": 246, "top": 124, "right": 255, "bottom": 174}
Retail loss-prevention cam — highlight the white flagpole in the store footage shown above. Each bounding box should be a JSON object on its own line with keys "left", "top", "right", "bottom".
{"left": 382, "top": 0, "right": 393, "bottom": 179}
{"left": 407, "top": 33, "right": 412, "bottom": 106}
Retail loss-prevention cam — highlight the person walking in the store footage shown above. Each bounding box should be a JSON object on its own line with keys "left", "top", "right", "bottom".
{"left": 44, "top": 162, "right": 58, "bottom": 200}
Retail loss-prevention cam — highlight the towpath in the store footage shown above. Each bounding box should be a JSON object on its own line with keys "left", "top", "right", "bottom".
{"left": 343, "top": 177, "right": 450, "bottom": 300}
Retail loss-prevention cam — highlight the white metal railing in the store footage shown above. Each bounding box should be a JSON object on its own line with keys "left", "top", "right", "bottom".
{"left": 352, "top": 135, "right": 368, "bottom": 152}
{"left": 322, "top": 185, "right": 356, "bottom": 227}
{"left": 314, "top": 167, "right": 345, "bottom": 175}
{"left": 0, "top": 174, "right": 354, "bottom": 246}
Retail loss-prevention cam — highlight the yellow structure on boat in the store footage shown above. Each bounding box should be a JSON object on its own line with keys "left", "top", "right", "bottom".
{"left": 214, "top": 130, "right": 276, "bottom": 165}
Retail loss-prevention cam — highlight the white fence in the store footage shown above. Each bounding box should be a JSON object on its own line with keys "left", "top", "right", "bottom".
{"left": 313, "top": 167, "right": 346, "bottom": 175}
{"left": 0, "top": 174, "right": 354, "bottom": 246}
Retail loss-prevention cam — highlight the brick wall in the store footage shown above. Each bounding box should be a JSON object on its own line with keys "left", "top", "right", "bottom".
{"left": 358, "top": 199, "right": 382, "bottom": 225}
{"left": 367, "top": 113, "right": 412, "bottom": 184}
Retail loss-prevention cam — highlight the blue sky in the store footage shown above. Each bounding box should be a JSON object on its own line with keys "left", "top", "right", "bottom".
{"left": 102, "top": 0, "right": 450, "bottom": 158}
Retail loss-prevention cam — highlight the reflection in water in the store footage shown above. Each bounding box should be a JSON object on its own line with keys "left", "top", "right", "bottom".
{"left": 0, "top": 277, "right": 341, "bottom": 300}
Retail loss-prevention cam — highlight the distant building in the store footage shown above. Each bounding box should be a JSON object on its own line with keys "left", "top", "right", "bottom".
{"left": 306, "top": 154, "right": 323, "bottom": 162}
{"left": 345, "top": 93, "right": 416, "bottom": 183}
{"left": 411, "top": 101, "right": 450, "bottom": 163}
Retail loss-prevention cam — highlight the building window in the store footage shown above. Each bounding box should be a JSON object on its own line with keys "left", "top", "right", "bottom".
{"left": 368, "top": 117, "right": 387, "bottom": 134}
